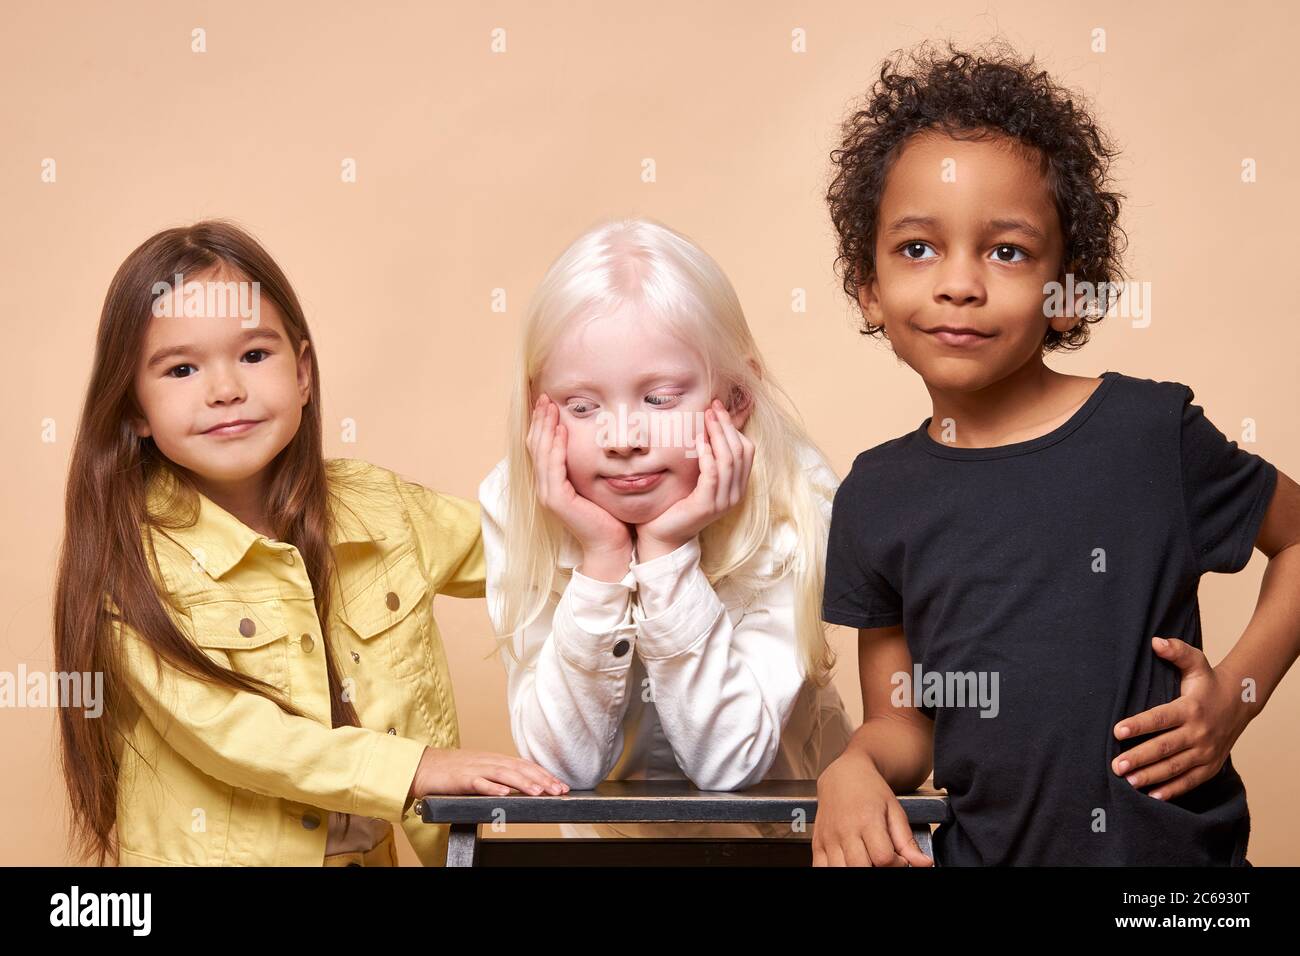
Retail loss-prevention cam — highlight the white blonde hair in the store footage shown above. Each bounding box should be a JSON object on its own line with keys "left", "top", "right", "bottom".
{"left": 497, "top": 217, "right": 838, "bottom": 684}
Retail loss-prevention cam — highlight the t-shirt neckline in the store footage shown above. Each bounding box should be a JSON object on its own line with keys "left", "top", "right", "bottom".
{"left": 916, "top": 370, "right": 1119, "bottom": 460}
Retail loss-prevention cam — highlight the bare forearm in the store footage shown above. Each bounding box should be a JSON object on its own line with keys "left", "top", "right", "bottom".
{"left": 1218, "top": 543, "right": 1300, "bottom": 712}
{"left": 578, "top": 544, "right": 634, "bottom": 583}
{"left": 842, "top": 713, "right": 933, "bottom": 794}
{"left": 635, "top": 533, "right": 680, "bottom": 563}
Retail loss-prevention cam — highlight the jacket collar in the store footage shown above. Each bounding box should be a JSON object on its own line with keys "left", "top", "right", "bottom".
{"left": 144, "top": 465, "right": 385, "bottom": 581}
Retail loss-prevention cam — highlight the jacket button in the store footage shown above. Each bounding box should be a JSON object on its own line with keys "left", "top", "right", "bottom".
{"left": 351, "top": 651, "right": 360, "bottom": 663}
{"left": 301, "top": 812, "right": 321, "bottom": 830}
{"left": 385, "top": 591, "right": 400, "bottom": 611}
{"left": 387, "top": 727, "right": 397, "bottom": 735}
{"left": 300, "top": 634, "right": 315, "bottom": 654}
{"left": 239, "top": 618, "right": 256, "bottom": 638}
{"left": 612, "top": 639, "right": 630, "bottom": 657}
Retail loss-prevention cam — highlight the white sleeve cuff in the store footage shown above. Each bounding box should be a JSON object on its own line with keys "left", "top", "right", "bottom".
{"left": 630, "top": 537, "right": 701, "bottom": 618}
{"left": 552, "top": 569, "right": 639, "bottom": 672}
{"left": 630, "top": 540, "right": 725, "bottom": 660}
{"left": 566, "top": 567, "right": 636, "bottom": 632}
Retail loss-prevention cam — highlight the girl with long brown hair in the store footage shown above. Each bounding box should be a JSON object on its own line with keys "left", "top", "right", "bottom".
{"left": 53, "top": 220, "right": 565, "bottom": 866}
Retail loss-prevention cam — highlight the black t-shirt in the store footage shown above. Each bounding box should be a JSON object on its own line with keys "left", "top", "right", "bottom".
{"left": 822, "top": 370, "right": 1278, "bottom": 865}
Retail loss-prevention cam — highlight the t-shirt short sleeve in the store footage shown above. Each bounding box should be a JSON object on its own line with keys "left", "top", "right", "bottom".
{"left": 1179, "top": 385, "right": 1278, "bottom": 575}
{"left": 822, "top": 476, "right": 903, "bottom": 628}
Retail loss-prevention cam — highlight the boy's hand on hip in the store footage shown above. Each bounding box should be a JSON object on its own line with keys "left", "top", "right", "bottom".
{"left": 1110, "top": 636, "right": 1253, "bottom": 801}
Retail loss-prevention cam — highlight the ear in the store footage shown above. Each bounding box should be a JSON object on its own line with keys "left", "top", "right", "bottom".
{"left": 726, "top": 359, "right": 761, "bottom": 430}
{"left": 130, "top": 414, "right": 152, "bottom": 439}
{"left": 1050, "top": 291, "right": 1081, "bottom": 335}
{"left": 855, "top": 271, "right": 885, "bottom": 332}
{"left": 296, "top": 338, "right": 312, "bottom": 406}
{"left": 1048, "top": 262, "right": 1085, "bottom": 336}
{"left": 1050, "top": 305, "right": 1081, "bottom": 336}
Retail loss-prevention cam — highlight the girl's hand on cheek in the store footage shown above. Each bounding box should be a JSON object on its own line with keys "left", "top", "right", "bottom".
{"left": 527, "top": 394, "right": 633, "bottom": 560}
{"left": 635, "top": 399, "right": 754, "bottom": 562}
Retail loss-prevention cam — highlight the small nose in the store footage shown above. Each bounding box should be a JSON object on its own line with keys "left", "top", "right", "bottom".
{"left": 207, "top": 362, "right": 247, "bottom": 405}
{"left": 599, "top": 403, "right": 648, "bottom": 454}
{"left": 604, "top": 433, "right": 647, "bottom": 455}
{"left": 934, "top": 250, "right": 986, "bottom": 306}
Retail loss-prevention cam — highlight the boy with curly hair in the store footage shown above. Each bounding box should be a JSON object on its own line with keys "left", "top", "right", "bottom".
{"left": 813, "top": 39, "right": 1300, "bottom": 866}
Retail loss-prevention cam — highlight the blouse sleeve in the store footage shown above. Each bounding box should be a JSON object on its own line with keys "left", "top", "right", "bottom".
{"left": 625, "top": 453, "right": 840, "bottom": 791}
{"left": 626, "top": 537, "right": 807, "bottom": 790}
{"left": 478, "top": 462, "right": 640, "bottom": 789}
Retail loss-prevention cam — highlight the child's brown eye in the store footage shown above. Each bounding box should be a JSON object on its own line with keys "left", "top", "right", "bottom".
{"left": 243, "top": 349, "right": 270, "bottom": 362}
{"left": 992, "top": 245, "right": 1027, "bottom": 263}
{"left": 167, "top": 364, "right": 196, "bottom": 378}
{"left": 902, "top": 241, "right": 935, "bottom": 260}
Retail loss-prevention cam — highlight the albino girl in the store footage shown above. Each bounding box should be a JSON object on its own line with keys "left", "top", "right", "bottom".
{"left": 479, "top": 217, "right": 853, "bottom": 838}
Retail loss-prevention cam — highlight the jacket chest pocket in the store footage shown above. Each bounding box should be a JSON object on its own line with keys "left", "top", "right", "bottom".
{"left": 338, "top": 549, "right": 431, "bottom": 672}
{"left": 188, "top": 598, "right": 291, "bottom": 693}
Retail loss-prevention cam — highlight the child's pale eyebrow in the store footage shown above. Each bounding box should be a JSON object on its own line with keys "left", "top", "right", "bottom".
{"left": 637, "top": 368, "right": 695, "bottom": 387}
{"left": 554, "top": 369, "right": 696, "bottom": 394}
{"left": 883, "top": 213, "right": 1045, "bottom": 242}
{"left": 146, "top": 327, "right": 283, "bottom": 370}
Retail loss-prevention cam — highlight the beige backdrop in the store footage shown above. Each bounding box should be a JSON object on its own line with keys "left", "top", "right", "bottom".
{"left": 2, "top": 1, "right": 1296, "bottom": 865}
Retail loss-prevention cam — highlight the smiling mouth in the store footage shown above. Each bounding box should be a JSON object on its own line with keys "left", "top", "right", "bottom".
{"left": 603, "top": 470, "right": 666, "bottom": 492}
{"left": 924, "top": 327, "right": 995, "bottom": 347}
{"left": 202, "top": 420, "right": 264, "bottom": 436}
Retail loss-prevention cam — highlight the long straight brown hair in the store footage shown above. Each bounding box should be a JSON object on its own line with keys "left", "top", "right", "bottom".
{"left": 54, "top": 220, "right": 361, "bottom": 864}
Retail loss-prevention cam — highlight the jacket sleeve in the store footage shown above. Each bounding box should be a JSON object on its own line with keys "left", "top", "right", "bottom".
{"left": 395, "top": 476, "right": 487, "bottom": 599}
{"left": 401, "top": 815, "right": 452, "bottom": 868}
{"left": 478, "top": 463, "right": 639, "bottom": 789}
{"left": 628, "top": 536, "right": 808, "bottom": 791}
{"left": 110, "top": 611, "right": 427, "bottom": 823}
{"left": 628, "top": 453, "right": 839, "bottom": 791}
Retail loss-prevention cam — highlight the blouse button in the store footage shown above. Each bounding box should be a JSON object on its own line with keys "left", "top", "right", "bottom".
{"left": 238, "top": 618, "right": 256, "bottom": 638}
{"left": 282, "top": 552, "right": 295, "bottom": 566}
{"left": 300, "top": 634, "right": 315, "bottom": 654}
{"left": 351, "top": 651, "right": 360, "bottom": 663}
{"left": 301, "top": 812, "right": 321, "bottom": 830}
{"left": 385, "top": 591, "right": 400, "bottom": 612}
{"left": 387, "top": 727, "right": 397, "bottom": 735}
{"left": 612, "top": 639, "right": 631, "bottom": 657}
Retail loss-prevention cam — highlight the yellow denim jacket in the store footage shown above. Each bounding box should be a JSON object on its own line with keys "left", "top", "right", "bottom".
{"left": 109, "top": 459, "right": 485, "bottom": 866}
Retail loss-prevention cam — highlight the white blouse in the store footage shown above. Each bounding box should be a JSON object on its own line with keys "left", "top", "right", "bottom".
{"left": 477, "top": 445, "right": 853, "bottom": 839}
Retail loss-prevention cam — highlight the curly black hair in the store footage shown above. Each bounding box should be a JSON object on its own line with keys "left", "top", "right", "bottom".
{"left": 827, "top": 38, "right": 1128, "bottom": 351}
